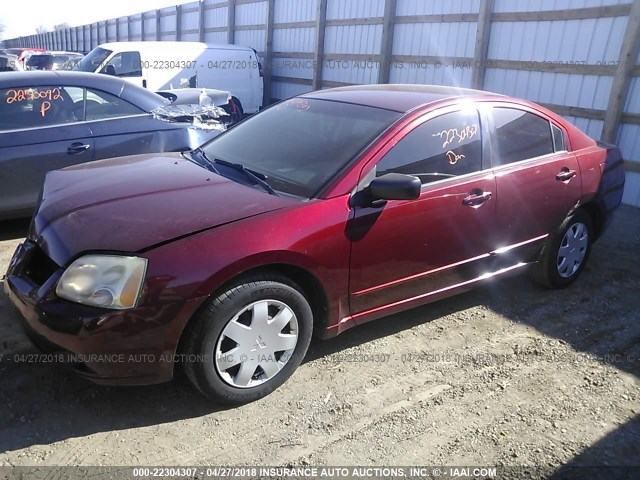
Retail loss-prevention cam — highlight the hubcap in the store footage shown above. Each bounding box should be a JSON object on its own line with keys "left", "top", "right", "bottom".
{"left": 556, "top": 222, "right": 588, "bottom": 278}
{"left": 215, "top": 300, "right": 299, "bottom": 388}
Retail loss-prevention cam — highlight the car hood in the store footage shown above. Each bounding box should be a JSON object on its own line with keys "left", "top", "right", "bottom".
{"left": 31, "top": 153, "right": 297, "bottom": 266}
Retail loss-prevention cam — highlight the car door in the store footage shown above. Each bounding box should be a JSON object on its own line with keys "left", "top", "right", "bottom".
{"left": 348, "top": 106, "right": 497, "bottom": 319}
{"left": 487, "top": 104, "right": 581, "bottom": 261}
{"left": 83, "top": 88, "right": 189, "bottom": 160}
{"left": 0, "top": 85, "right": 94, "bottom": 219}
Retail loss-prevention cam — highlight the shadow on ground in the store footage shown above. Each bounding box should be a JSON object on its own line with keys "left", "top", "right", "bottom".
{"left": 0, "top": 219, "right": 30, "bottom": 242}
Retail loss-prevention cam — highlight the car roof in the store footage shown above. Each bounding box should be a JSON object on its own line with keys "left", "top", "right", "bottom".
{"left": 98, "top": 41, "right": 253, "bottom": 52}
{"left": 0, "top": 71, "right": 166, "bottom": 111}
{"left": 302, "top": 84, "right": 506, "bottom": 113}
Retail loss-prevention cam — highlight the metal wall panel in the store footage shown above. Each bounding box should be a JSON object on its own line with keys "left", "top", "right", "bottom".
{"left": 618, "top": 124, "right": 640, "bottom": 162}
{"left": 182, "top": 10, "right": 200, "bottom": 31}
{"left": 205, "top": 6, "right": 228, "bottom": 28}
{"left": 484, "top": 69, "right": 613, "bottom": 110}
{"left": 130, "top": 16, "right": 142, "bottom": 39}
{"left": 143, "top": 16, "right": 157, "bottom": 39}
{"left": 235, "top": 30, "right": 266, "bottom": 52}
{"left": 107, "top": 22, "right": 116, "bottom": 42}
{"left": 624, "top": 78, "right": 640, "bottom": 114}
{"left": 160, "top": 8, "right": 177, "bottom": 35}
{"left": 274, "top": 0, "right": 317, "bottom": 23}
{"left": 323, "top": 59, "right": 380, "bottom": 84}
{"left": 326, "top": 0, "right": 385, "bottom": 19}
{"left": 273, "top": 27, "right": 316, "bottom": 52}
{"left": 622, "top": 172, "right": 640, "bottom": 205}
{"left": 236, "top": 2, "right": 268, "bottom": 25}
{"left": 396, "top": 0, "right": 480, "bottom": 15}
{"left": 324, "top": 25, "right": 383, "bottom": 55}
{"left": 488, "top": 17, "right": 627, "bottom": 62}
{"left": 205, "top": 31, "right": 228, "bottom": 43}
{"left": 493, "top": 0, "right": 632, "bottom": 13}
{"left": 389, "top": 63, "right": 473, "bottom": 87}
{"left": 272, "top": 57, "right": 315, "bottom": 79}
{"left": 118, "top": 18, "right": 129, "bottom": 40}
{"left": 91, "top": 25, "right": 98, "bottom": 48}
{"left": 272, "top": 80, "right": 314, "bottom": 100}
{"left": 562, "top": 116, "right": 605, "bottom": 140}
{"left": 392, "top": 22, "right": 477, "bottom": 57}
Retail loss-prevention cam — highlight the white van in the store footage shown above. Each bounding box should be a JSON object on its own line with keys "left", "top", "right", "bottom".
{"left": 75, "top": 42, "right": 263, "bottom": 114}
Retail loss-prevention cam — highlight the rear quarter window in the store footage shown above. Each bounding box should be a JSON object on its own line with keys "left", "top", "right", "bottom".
{"left": 552, "top": 123, "right": 567, "bottom": 152}
{"left": 492, "top": 108, "right": 554, "bottom": 166}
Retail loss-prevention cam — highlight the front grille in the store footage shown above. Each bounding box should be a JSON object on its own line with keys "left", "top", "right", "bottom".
{"left": 24, "top": 244, "right": 60, "bottom": 286}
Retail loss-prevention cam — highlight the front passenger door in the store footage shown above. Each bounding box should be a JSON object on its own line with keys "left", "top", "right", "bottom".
{"left": 348, "top": 108, "right": 497, "bottom": 319}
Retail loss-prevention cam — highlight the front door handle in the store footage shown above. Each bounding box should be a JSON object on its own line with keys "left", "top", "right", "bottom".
{"left": 556, "top": 168, "right": 577, "bottom": 182}
{"left": 462, "top": 191, "right": 492, "bottom": 207}
{"left": 67, "top": 142, "right": 90, "bottom": 155}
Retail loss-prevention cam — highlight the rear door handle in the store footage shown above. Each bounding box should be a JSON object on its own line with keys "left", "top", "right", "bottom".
{"left": 556, "top": 168, "right": 577, "bottom": 182}
{"left": 462, "top": 191, "right": 492, "bottom": 207}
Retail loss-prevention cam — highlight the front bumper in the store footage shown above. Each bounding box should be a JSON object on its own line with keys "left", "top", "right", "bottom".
{"left": 4, "top": 241, "right": 200, "bottom": 385}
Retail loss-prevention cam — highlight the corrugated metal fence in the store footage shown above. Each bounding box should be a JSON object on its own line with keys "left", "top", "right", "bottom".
{"left": 5, "top": 0, "right": 640, "bottom": 205}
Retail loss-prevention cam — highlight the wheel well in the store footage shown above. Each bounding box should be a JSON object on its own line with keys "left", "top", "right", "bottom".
{"left": 579, "top": 202, "right": 604, "bottom": 240}
{"left": 178, "top": 264, "right": 330, "bottom": 354}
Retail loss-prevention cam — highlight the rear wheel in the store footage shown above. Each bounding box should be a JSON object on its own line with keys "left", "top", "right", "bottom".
{"left": 534, "top": 209, "right": 593, "bottom": 288}
{"left": 182, "top": 274, "right": 313, "bottom": 404}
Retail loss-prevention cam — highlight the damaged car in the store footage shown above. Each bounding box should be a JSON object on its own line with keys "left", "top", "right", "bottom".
{"left": 4, "top": 85, "right": 625, "bottom": 405}
{"left": 0, "top": 71, "right": 230, "bottom": 220}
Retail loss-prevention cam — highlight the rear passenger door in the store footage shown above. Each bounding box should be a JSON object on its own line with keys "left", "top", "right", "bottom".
{"left": 0, "top": 85, "right": 94, "bottom": 218}
{"left": 487, "top": 104, "right": 580, "bottom": 260}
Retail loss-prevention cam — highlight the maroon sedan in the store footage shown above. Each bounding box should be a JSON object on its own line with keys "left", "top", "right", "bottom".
{"left": 4, "top": 85, "right": 625, "bottom": 404}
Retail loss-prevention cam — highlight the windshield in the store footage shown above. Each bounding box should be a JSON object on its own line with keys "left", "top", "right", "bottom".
{"left": 74, "top": 47, "right": 112, "bottom": 72}
{"left": 202, "top": 98, "right": 401, "bottom": 197}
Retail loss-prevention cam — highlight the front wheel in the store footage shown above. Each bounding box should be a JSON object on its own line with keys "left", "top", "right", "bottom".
{"left": 182, "top": 274, "right": 313, "bottom": 404}
{"left": 534, "top": 209, "right": 593, "bottom": 288}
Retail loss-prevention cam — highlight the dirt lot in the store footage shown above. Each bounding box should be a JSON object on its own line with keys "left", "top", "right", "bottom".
{"left": 0, "top": 207, "right": 638, "bottom": 476}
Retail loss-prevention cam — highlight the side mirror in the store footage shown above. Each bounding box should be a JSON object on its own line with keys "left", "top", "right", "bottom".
{"left": 368, "top": 173, "right": 421, "bottom": 201}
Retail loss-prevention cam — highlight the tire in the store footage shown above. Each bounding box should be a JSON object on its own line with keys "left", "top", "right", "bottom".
{"left": 534, "top": 208, "right": 593, "bottom": 289}
{"left": 182, "top": 274, "right": 313, "bottom": 405}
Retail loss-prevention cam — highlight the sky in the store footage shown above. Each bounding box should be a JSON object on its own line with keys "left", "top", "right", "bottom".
{"left": 1, "top": 0, "right": 194, "bottom": 40}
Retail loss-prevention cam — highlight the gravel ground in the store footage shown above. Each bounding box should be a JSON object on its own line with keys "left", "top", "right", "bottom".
{"left": 0, "top": 207, "right": 638, "bottom": 475}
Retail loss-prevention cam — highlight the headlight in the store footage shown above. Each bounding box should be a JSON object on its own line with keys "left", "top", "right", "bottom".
{"left": 56, "top": 255, "right": 147, "bottom": 309}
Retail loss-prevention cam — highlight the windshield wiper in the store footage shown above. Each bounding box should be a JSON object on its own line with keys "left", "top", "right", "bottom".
{"left": 213, "top": 158, "right": 278, "bottom": 196}
{"left": 188, "top": 148, "right": 220, "bottom": 174}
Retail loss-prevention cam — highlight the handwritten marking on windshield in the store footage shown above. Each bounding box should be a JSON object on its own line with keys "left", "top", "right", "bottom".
{"left": 5, "top": 88, "right": 63, "bottom": 104}
{"left": 446, "top": 151, "right": 465, "bottom": 165}
{"left": 433, "top": 124, "right": 478, "bottom": 149}
{"left": 5, "top": 88, "right": 63, "bottom": 117}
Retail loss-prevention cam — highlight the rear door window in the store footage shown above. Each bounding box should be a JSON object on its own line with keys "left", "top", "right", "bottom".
{"left": 0, "top": 86, "right": 84, "bottom": 130}
{"left": 85, "top": 89, "right": 145, "bottom": 121}
{"left": 491, "top": 108, "right": 554, "bottom": 166}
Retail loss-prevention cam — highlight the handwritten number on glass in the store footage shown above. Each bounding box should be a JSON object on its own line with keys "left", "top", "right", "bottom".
{"left": 5, "top": 88, "right": 63, "bottom": 117}
{"left": 432, "top": 124, "right": 478, "bottom": 165}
